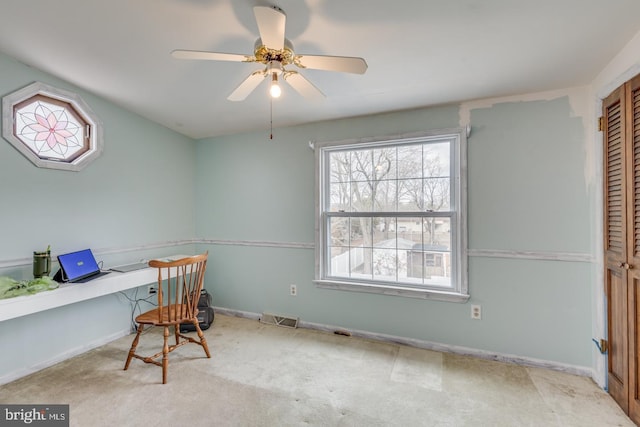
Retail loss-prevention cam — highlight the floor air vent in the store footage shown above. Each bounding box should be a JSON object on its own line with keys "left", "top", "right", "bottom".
{"left": 260, "top": 312, "right": 299, "bottom": 328}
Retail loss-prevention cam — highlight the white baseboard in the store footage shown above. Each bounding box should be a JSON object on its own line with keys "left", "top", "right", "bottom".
{"left": 214, "top": 306, "right": 593, "bottom": 379}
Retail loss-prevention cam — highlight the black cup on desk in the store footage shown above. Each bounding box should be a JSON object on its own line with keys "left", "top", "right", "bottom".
{"left": 33, "top": 251, "right": 51, "bottom": 278}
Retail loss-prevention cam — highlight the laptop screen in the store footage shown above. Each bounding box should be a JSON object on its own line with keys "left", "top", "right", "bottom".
{"left": 58, "top": 249, "right": 100, "bottom": 282}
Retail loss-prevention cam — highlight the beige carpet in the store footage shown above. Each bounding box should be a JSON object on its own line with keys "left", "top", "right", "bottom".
{"left": 0, "top": 314, "right": 633, "bottom": 426}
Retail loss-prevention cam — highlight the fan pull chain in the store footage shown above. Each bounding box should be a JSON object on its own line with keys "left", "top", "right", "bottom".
{"left": 270, "top": 96, "right": 274, "bottom": 140}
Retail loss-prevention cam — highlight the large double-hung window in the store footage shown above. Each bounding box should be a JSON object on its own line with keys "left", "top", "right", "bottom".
{"left": 315, "top": 129, "right": 468, "bottom": 302}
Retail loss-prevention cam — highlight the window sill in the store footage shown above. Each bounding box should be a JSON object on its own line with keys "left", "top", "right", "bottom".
{"left": 314, "top": 279, "right": 470, "bottom": 303}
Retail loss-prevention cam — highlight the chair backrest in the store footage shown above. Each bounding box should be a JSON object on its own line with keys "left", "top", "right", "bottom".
{"left": 148, "top": 252, "right": 208, "bottom": 324}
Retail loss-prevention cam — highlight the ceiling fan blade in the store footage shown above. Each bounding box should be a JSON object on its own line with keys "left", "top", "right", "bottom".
{"left": 227, "top": 70, "right": 267, "bottom": 101}
{"left": 294, "top": 54, "right": 368, "bottom": 74}
{"left": 171, "top": 49, "right": 254, "bottom": 63}
{"left": 283, "top": 71, "right": 324, "bottom": 99}
{"left": 253, "top": 6, "right": 286, "bottom": 50}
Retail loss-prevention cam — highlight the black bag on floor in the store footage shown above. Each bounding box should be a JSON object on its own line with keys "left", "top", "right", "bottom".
{"left": 180, "top": 289, "right": 214, "bottom": 332}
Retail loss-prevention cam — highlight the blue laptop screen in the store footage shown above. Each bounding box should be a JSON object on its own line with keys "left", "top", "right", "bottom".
{"left": 58, "top": 249, "right": 100, "bottom": 282}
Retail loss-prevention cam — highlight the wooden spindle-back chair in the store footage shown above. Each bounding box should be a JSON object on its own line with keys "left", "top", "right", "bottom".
{"left": 124, "top": 252, "right": 211, "bottom": 384}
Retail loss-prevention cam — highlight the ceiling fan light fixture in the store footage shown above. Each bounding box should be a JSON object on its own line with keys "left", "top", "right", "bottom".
{"left": 172, "top": 5, "right": 367, "bottom": 103}
{"left": 269, "top": 72, "right": 281, "bottom": 98}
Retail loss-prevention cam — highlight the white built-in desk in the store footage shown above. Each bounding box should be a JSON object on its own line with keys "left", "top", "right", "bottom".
{"left": 0, "top": 255, "right": 189, "bottom": 322}
{"left": 0, "top": 268, "right": 155, "bottom": 322}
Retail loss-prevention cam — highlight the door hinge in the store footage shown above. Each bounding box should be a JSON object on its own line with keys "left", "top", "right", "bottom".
{"left": 598, "top": 116, "right": 605, "bottom": 132}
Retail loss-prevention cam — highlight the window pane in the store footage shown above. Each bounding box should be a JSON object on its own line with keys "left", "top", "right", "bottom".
{"left": 373, "top": 218, "right": 399, "bottom": 281}
{"left": 350, "top": 149, "right": 372, "bottom": 182}
{"left": 373, "top": 248, "right": 397, "bottom": 282}
{"left": 351, "top": 181, "right": 373, "bottom": 211}
{"left": 351, "top": 247, "right": 372, "bottom": 278}
{"left": 373, "top": 217, "right": 396, "bottom": 245}
{"left": 423, "top": 217, "right": 451, "bottom": 249}
{"left": 424, "top": 178, "right": 450, "bottom": 211}
{"left": 421, "top": 217, "right": 451, "bottom": 287}
{"left": 329, "top": 217, "right": 349, "bottom": 247}
{"left": 329, "top": 245, "right": 350, "bottom": 278}
{"left": 330, "top": 182, "right": 351, "bottom": 212}
{"left": 373, "top": 180, "right": 397, "bottom": 212}
{"left": 398, "top": 178, "right": 423, "bottom": 211}
{"left": 373, "top": 147, "right": 396, "bottom": 180}
{"left": 397, "top": 217, "right": 423, "bottom": 245}
{"left": 424, "top": 142, "right": 450, "bottom": 178}
{"left": 329, "top": 151, "right": 350, "bottom": 183}
{"left": 350, "top": 217, "right": 372, "bottom": 248}
{"left": 397, "top": 145, "right": 422, "bottom": 179}
{"left": 423, "top": 142, "right": 451, "bottom": 212}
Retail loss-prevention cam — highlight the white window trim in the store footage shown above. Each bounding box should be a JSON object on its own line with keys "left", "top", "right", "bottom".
{"left": 2, "top": 81, "right": 104, "bottom": 172}
{"left": 313, "top": 129, "right": 469, "bottom": 302}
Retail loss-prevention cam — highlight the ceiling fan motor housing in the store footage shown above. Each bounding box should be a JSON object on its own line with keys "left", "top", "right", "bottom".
{"left": 254, "top": 38, "right": 295, "bottom": 66}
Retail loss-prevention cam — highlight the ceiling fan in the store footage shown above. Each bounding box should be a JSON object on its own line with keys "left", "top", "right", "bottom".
{"left": 171, "top": 5, "right": 368, "bottom": 101}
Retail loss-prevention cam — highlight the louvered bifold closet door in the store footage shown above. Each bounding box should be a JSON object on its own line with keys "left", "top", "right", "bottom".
{"left": 607, "top": 91, "right": 625, "bottom": 256}
{"left": 627, "top": 74, "right": 640, "bottom": 422}
{"left": 604, "top": 83, "right": 629, "bottom": 414}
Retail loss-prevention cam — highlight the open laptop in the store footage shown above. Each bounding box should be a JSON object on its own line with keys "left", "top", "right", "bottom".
{"left": 57, "top": 249, "right": 110, "bottom": 283}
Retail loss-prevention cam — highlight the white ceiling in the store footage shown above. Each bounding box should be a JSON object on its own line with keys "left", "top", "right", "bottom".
{"left": 0, "top": 0, "right": 639, "bottom": 139}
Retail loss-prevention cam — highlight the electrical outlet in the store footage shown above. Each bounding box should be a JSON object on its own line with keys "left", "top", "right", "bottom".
{"left": 148, "top": 285, "right": 156, "bottom": 295}
{"left": 290, "top": 284, "right": 297, "bottom": 296}
{"left": 471, "top": 304, "right": 482, "bottom": 320}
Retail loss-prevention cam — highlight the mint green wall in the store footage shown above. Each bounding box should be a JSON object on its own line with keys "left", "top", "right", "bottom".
{"left": 0, "top": 45, "right": 595, "bottom": 381}
{"left": 0, "top": 54, "right": 197, "bottom": 260}
{"left": 467, "top": 99, "right": 592, "bottom": 364}
{"left": 0, "top": 52, "right": 197, "bottom": 382}
{"left": 468, "top": 100, "right": 590, "bottom": 252}
{"left": 196, "top": 97, "right": 593, "bottom": 368}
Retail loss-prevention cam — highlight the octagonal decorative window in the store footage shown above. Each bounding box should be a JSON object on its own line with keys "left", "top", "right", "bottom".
{"left": 2, "top": 82, "right": 103, "bottom": 171}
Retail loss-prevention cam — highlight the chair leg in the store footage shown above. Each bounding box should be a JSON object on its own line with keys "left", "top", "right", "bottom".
{"left": 195, "top": 321, "right": 211, "bottom": 358}
{"left": 174, "top": 324, "right": 181, "bottom": 345}
{"left": 124, "top": 324, "right": 143, "bottom": 370}
{"left": 162, "top": 326, "right": 170, "bottom": 384}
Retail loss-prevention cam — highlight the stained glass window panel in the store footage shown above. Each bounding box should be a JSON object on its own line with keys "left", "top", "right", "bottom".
{"left": 14, "top": 95, "right": 88, "bottom": 162}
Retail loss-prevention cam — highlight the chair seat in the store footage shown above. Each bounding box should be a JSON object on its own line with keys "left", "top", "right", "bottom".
{"left": 135, "top": 304, "right": 197, "bottom": 326}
